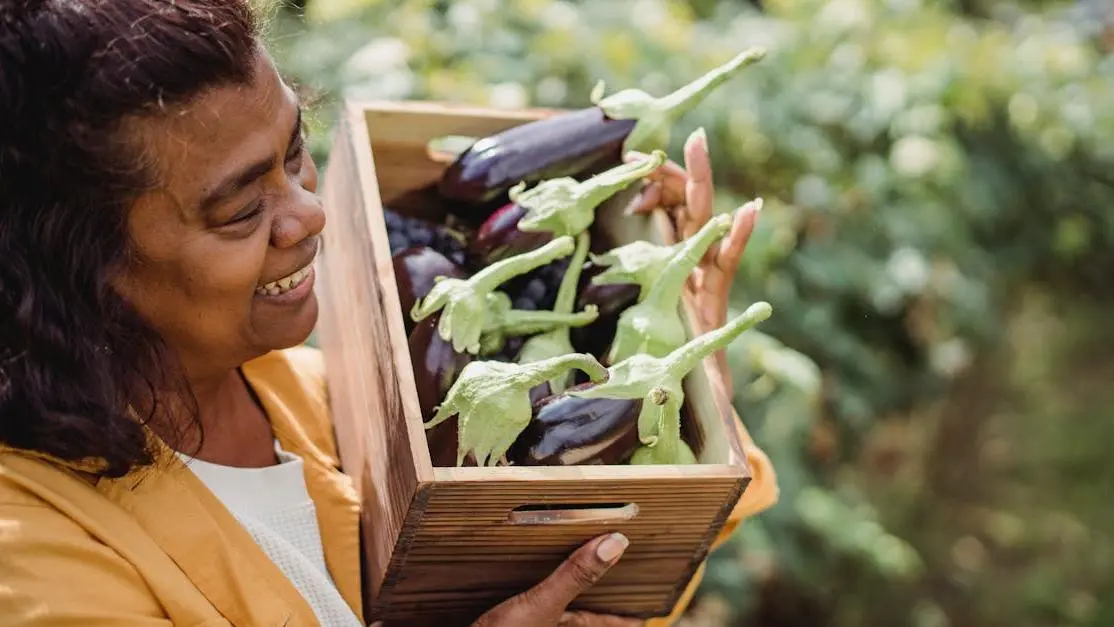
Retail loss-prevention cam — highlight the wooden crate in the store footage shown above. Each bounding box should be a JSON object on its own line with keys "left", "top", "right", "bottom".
{"left": 315, "top": 99, "right": 753, "bottom": 625}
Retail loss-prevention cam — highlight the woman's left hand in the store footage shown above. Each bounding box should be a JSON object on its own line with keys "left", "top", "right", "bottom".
{"left": 623, "top": 127, "right": 762, "bottom": 397}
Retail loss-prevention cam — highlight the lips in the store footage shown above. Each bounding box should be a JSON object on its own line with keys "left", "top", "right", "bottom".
{"left": 254, "top": 237, "right": 321, "bottom": 298}
{"left": 255, "top": 263, "right": 313, "bottom": 297}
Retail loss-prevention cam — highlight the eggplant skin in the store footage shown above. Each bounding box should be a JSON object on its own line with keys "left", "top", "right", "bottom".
{"left": 408, "top": 315, "right": 472, "bottom": 467}
{"left": 467, "top": 202, "right": 553, "bottom": 266}
{"left": 568, "top": 263, "right": 640, "bottom": 361}
{"left": 438, "top": 108, "right": 637, "bottom": 219}
{"left": 392, "top": 247, "right": 465, "bottom": 334}
{"left": 507, "top": 384, "right": 642, "bottom": 467}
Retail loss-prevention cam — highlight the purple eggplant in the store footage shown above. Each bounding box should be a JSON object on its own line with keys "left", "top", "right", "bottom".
{"left": 467, "top": 151, "right": 665, "bottom": 266}
{"left": 507, "top": 383, "right": 642, "bottom": 466}
{"left": 568, "top": 262, "right": 641, "bottom": 361}
{"left": 509, "top": 301, "right": 773, "bottom": 467}
{"left": 465, "top": 202, "right": 549, "bottom": 267}
{"left": 393, "top": 247, "right": 465, "bottom": 335}
{"left": 411, "top": 296, "right": 602, "bottom": 467}
{"left": 569, "top": 236, "right": 692, "bottom": 358}
{"left": 425, "top": 354, "right": 609, "bottom": 467}
{"left": 437, "top": 47, "right": 767, "bottom": 222}
{"left": 409, "top": 315, "right": 473, "bottom": 467}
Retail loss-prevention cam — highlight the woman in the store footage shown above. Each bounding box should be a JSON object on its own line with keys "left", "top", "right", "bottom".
{"left": 0, "top": 1, "right": 777, "bottom": 626}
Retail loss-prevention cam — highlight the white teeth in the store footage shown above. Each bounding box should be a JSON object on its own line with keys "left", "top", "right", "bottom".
{"left": 256, "top": 264, "right": 311, "bottom": 297}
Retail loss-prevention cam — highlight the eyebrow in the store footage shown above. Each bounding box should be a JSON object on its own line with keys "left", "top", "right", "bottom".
{"left": 198, "top": 106, "right": 304, "bottom": 214}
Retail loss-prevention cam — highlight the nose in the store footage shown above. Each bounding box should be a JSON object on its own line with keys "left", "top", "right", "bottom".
{"left": 271, "top": 183, "right": 326, "bottom": 250}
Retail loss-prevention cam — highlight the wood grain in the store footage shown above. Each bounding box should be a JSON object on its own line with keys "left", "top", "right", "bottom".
{"left": 316, "top": 106, "right": 432, "bottom": 606}
{"left": 317, "top": 99, "right": 754, "bottom": 623}
{"left": 371, "top": 476, "right": 747, "bottom": 623}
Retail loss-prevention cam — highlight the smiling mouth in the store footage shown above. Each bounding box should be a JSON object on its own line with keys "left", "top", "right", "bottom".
{"left": 255, "top": 259, "right": 314, "bottom": 297}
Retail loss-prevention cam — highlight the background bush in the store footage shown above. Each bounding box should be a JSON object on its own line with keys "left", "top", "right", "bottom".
{"left": 261, "top": 1, "right": 1114, "bottom": 624}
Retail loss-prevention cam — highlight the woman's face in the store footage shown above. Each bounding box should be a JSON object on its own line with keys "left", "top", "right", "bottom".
{"left": 113, "top": 51, "right": 325, "bottom": 379}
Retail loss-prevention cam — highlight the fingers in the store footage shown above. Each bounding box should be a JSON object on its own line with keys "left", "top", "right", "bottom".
{"left": 559, "top": 611, "right": 645, "bottom": 626}
{"left": 626, "top": 180, "right": 662, "bottom": 216}
{"left": 622, "top": 141, "right": 689, "bottom": 216}
{"left": 715, "top": 198, "right": 762, "bottom": 275}
{"left": 524, "top": 533, "right": 629, "bottom": 613}
{"left": 682, "top": 127, "right": 713, "bottom": 240}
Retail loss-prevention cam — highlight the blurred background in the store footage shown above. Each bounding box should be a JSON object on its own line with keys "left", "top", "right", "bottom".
{"left": 258, "top": 0, "right": 1114, "bottom": 625}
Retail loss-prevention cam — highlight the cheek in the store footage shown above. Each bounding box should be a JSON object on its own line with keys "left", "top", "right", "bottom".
{"left": 120, "top": 234, "right": 268, "bottom": 341}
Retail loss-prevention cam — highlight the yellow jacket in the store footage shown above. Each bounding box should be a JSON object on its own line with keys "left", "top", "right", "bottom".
{"left": 0, "top": 346, "right": 776, "bottom": 626}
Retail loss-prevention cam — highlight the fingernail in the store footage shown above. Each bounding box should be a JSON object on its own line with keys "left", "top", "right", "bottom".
{"left": 740, "top": 197, "right": 763, "bottom": 214}
{"left": 596, "top": 533, "right": 629, "bottom": 563}
{"left": 689, "top": 126, "right": 707, "bottom": 145}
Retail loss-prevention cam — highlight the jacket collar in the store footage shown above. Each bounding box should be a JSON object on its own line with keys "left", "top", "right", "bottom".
{"left": 87, "top": 350, "right": 364, "bottom": 626}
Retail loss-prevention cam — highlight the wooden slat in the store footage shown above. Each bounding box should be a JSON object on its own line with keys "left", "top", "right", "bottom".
{"left": 316, "top": 107, "right": 430, "bottom": 606}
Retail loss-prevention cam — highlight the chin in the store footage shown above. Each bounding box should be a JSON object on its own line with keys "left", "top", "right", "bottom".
{"left": 255, "top": 293, "right": 320, "bottom": 352}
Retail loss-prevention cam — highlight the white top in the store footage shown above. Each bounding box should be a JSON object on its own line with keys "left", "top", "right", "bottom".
{"left": 178, "top": 442, "right": 362, "bottom": 627}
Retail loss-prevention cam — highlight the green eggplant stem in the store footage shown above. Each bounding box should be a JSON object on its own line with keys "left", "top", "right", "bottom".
{"left": 513, "top": 151, "right": 667, "bottom": 238}
{"left": 592, "top": 46, "right": 767, "bottom": 153}
{"left": 522, "top": 353, "right": 609, "bottom": 389}
{"left": 472, "top": 235, "right": 576, "bottom": 292}
{"left": 665, "top": 301, "right": 774, "bottom": 376}
{"left": 554, "top": 232, "right": 591, "bottom": 315}
{"left": 570, "top": 149, "right": 666, "bottom": 212}
{"left": 655, "top": 48, "right": 767, "bottom": 120}
{"left": 589, "top": 240, "right": 681, "bottom": 294}
{"left": 644, "top": 213, "right": 732, "bottom": 311}
{"left": 640, "top": 392, "right": 684, "bottom": 456}
{"left": 498, "top": 306, "right": 599, "bottom": 336}
{"left": 410, "top": 235, "right": 577, "bottom": 355}
{"left": 571, "top": 301, "right": 773, "bottom": 449}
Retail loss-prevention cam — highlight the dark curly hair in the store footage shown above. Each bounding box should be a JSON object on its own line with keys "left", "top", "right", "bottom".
{"left": 0, "top": 0, "right": 260, "bottom": 478}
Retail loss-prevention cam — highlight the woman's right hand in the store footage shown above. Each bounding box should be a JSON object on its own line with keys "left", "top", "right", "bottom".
{"left": 472, "top": 533, "right": 643, "bottom": 626}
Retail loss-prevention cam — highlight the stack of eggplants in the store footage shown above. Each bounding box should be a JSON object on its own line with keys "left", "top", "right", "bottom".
{"left": 382, "top": 45, "right": 773, "bottom": 467}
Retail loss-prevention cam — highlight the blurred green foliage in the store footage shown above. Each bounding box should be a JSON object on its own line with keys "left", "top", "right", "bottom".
{"left": 261, "top": 0, "right": 1114, "bottom": 624}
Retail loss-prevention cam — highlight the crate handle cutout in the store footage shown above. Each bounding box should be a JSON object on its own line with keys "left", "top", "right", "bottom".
{"left": 508, "top": 502, "right": 640, "bottom": 525}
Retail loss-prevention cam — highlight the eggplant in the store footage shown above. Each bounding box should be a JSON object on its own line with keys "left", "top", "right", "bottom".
{"left": 569, "top": 236, "right": 694, "bottom": 358}
{"left": 424, "top": 354, "right": 609, "bottom": 467}
{"left": 568, "top": 262, "right": 641, "bottom": 361}
{"left": 605, "top": 208, "right": 740, "bottom": 365}
{"left": 411, "top": 294, "right": 601, "bottom": 467}
{"left": 438, "top": 47, "right": 767, "bottom": 222}
{"left": 468, "top": 151, "right": 666, "bottom": 266}
{"left": 409, "top": 315, "right": 473, "bottom": 467}
{"left": 465, "top": 202, "right": 548, "bottom": 267}
{"left": 393, "top": 247, "right": 465, "bottom": 334}
{"left": 509, "top": 301, "right": 774, "bottom": 467}
{"left": 439, "top": 109, "right": 635, "bottom": 216}
{"left": 411, "top": 235, "right": 578, "bottom": 354}
{"left": 508, "top": 383, "right": 642, "bottom": 466}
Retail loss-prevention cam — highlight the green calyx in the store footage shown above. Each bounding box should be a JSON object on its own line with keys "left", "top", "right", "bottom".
{"left": 482, "top": 291, "right": 598, "bottom": 356}
{"left": 589, "top": 240, "right": 682, "bottom": 298}
{"left": 511, "top": 150, "right": 667, "bottom": 239}
{"left": 411, "top": 235, "right": 576, "bottom": 354}
{"left": 570, "top": 301, "right": 773, "bottom": 462}
{"left": 426, "top": 353, "right": 609, "bottom": 467}
{"left": 591, "top": 46, "right": 766, "bottom": 154}
{"left": 607, "top": 212, "right": 733, "bottom": 364}
{"left": 517, "top": 232, "right": 592, "bottom": 394}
